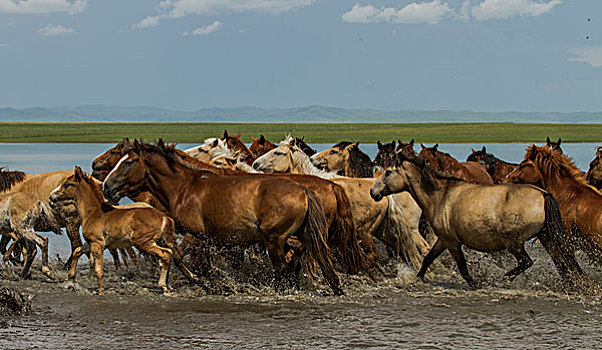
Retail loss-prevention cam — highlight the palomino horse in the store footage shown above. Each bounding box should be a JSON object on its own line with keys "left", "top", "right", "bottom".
{"left": 370, "top": 153, "right": 594, "bottom": 289}
{"left": 0, "top": 191, "right": 61, "bottom": 279}
{"left": 221, "top": 130, "right": 255, "bottom": 166}
{"left": 585, "top": 146, "right": 602, "bottom": 190}
{"left": 249, "top": 134, "right": 277, "bottom": 159}
{"left": 50, "top": 166, "right": 198, "bottom": 294}
{"left": 373, "top": 141, "right": 397, "bottom": 169}
{"left": 102, "top": 140, "right": 343, "bottom": 295}
{"left": 311, "top": 141, "right": 374, "bottom": 178}
{"left": 466, "top": 146, "right": 518, "bottom": 184}
{"left": 505, "top": 145, "right": 602, "bottom": 266}
{"left": 419, "top": 144, "right": 493, "bottom": 185}
{"left": 253, "top": 137, "right": 429, "bottom": 269}
{"left": 94, "top": 139, "right": 367, "bottom": 275}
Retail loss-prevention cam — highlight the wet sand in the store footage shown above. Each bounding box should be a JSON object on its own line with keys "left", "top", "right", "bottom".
{"left": 2, "top": 244, "right": 602, "bottom": 349}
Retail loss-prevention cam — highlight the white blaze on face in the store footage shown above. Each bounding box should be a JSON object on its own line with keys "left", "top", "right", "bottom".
{"left": 102, "top": 154, "right": 129, "bottom": 190}
{"left": 50, "top": 185, "right": 61, "bottom": 196}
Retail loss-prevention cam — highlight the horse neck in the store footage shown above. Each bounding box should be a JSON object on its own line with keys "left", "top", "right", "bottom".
{"left": 402, "top": 164, "right": 445, "bottom": 221}
{"left": 291, "top": 150, "right": 339, "bottom": 179}
{"left": 74, "top": 180, "right": 104, "bottom": 219}
{"left": 545, "top": 173, "right": 597, "bottom": 210}
{"left": 493, "top": 159, "right": 517, "bottom": 180}
{"left": 143, "top": 154, "right": 198, "bottom": 212}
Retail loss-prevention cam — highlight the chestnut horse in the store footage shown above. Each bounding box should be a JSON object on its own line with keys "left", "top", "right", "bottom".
{"left": 221, "top": 130, "right": 254, "bottom": 165}
{"left": 311, "top": 141, "right": 374, "bottom": 178}
{"left": 102, "top": 140, "right": 343, "bottom": 295}
{"left": 419, "top": 144, "right": 493, "bottom": 185}
{"left": 505, "top": 145, "right": 602, "bottom": 265}
{"left": 249, "top": 134, "right": 277, "bottom": 159}
{"left": 370, "top": 153, "right": 594, "bottom": 290}
{"left": 585, "top": 146, "right": 602, "bottom": 190}
{"left": 466, "top": 146, "right": 518, "bottom": 184}
{"left": 50, "top": 166, "right": 197, "bottom": 294}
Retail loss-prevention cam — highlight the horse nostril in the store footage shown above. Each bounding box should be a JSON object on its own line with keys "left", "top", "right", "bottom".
{"left": 252, "top": 162, "right": 259, "bottom": 170}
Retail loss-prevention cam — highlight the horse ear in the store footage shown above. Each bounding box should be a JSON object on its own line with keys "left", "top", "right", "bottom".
{"left": 351, "top": 142, "right": 360, "bottom": 149}
{"left": 236, "top": 132, "right": 241, "bottom": 138}
{"left": 557, "top": 138, "right": 562, "bottom": 148}
{"left": 433, "top": 143, "right": 439, "bottom": 149}
{"left": 530, "top": 144, "right": 538, "bottom": 158}
{"left": 390, "top": 140, "right": 395, "bottom": 147}
{"left": 471, "top": 148, "right": 476, "bottom": 153}
{"left": 410, "top": 139, "right": 414, "bottom": 146}
{"left": 546, "top": 136, "right": 551, "bottom": 145}
{"left": 250, "top": 136, "right": 256, "bottom": 142}
{"left": 212, "top": 139, "right": 219, "bottom": 147}
{"left": 223, "top": 130, "right": 229, "bottom": 139}
{"left": 74, "top": 166, "right": 83, "bottom": 181}
{"left": 377, "top": 141, "right": 383, "bottom": 149}
{"left": 420, "top": 143, "right": 426, "bottom": 150}
{"left": 482, "top": 146, "right": 486, "bottom": 153}
{"left": 301, "top": 136, "right": 305, "bottom": 141}
{"left": 259, "top": 134, "right": 265, "bottom": 145}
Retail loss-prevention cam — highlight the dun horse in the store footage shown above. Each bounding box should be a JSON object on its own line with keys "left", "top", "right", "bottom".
{"left": 466, "top": 146, "right": 518, "bottom": 184}
{"left": 311, "top": 141, "right": 374, "bottom": 178}
{"left": 419, "top": 144, "right": 493, "bottom": 185}
{"left": 370, "top": 153, "right": 593, "bottom": 289}
{"left": 50, "top": 166, "right": 197, "bottom": 294}
{"left": 102, "top": 140, "right": 343, "bottom": 295}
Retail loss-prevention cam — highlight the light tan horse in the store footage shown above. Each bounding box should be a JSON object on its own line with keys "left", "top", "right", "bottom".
{"left": 102, "top": 140, "right": 343, "bottom": 295}
{"left": 0, "top": 191, "right": 61, "bottom": 279}
{"left": 370, "top": 154, "right": 595, "bottom": 290}
{"left": 50, "top": 166, "right": 198, "bottom": 294}
{"left": 253, "top": 137, "right": 429, "bottom": 269}
{"left": 311, "top": 141, "right": 374, "bottom": 178}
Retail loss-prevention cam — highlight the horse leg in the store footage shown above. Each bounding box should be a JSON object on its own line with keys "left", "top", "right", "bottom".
{"left": 0, "top": 234, "right": 10, "bottom": 255}
{"left": 447, "top": 243, "right": 476, "bottom": 288}
{"left": 120, "top": 249, "right": 131, "bottom": 271}
{"left": 21, "top": 239, "right": 37, "bottom": 279}
{"left": 66, "top": 245, "right": 85, "bottom": 289}
{"left": 90, "top": 243, "right": 105, "bottom": 295}
{"left": 416, "top": 238, "right": 447, "bottom": 282}
{"left": 137, "top": 242, "right": 173, "bottom": 293}
{"left": 64, "top": 223, "right": 83, "bottom": 270}
{"left": 125, "top": 247, "right": 141, "bottom": 274}
{"left": 26, "top": 230, "right": 55, "bottom": 280}
{"left": 504, "top": 244, "right": 533, "bottom": 281}
{"left": 109, "top": 249, "right": 122, "bottom": 271}
{"left": 3, "top": 232, "right": 20, "bottom": 267}
{"left": 160, "top": 221, "right": 198, "bottom": 283}
{"left": 264, "top": 236, "right": 287, "bottom": 292}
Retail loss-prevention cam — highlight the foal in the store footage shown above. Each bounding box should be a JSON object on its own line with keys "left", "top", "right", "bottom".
{"left": 50, "top": 166, "right": 197, "bottom": 294}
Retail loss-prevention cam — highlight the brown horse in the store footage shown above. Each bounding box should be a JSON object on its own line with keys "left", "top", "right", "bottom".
{"left": 102, "top": 140, "right": 343, "bottom": 295}
{"left": 419, "top": 144, "right": 493, "bottom": 185}
{"left": 466, "top": 146, "right": 518, "bottom": 184}
{"left": 94, "top": 139, "right": 368, "bottom": 275}
{"left": 396, "top": 139, "right": 417, "bottom": 158}
{"left": 221, "top": 130, "right": 254, "bottom": 165}
{"left": 311, "top": 141, "right": 374, "bottom": 178}
{"left": 373, "top": 141, "right": 397, "bottom": 169}
{"left": 585, "top": 146, "right": 602, "bottom": 190}
{"left": 50, "top": 166, "right": 197, "bottom": 294}
{"left": 546, "top": 137, "right": 563, "bottom": 153}
{"left": 371, "top": 153, "right": 595, "bottom": 290}
{"left": 249, "top": 134, "right": 277, "bottom": 159}
{"left": 505, "top": 145, "right": 602, "bottom": 265}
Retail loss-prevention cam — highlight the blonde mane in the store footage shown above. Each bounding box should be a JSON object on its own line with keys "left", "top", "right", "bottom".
{"left": 287, "top": 143, "right": 339, "bottom": 179}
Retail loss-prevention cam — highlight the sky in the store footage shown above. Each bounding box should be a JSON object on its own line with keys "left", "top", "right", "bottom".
{"left": 0, "top": 0, "right": 601, "bottom": 112}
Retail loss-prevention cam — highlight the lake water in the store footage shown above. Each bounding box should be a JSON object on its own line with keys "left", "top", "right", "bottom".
{"left": 3, "top": 142, "right": 602, "bottom": 348}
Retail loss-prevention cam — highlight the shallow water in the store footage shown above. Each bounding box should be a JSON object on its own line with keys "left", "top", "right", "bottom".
{"left": 2, "top": 141, "right": 602, "bottom": 348}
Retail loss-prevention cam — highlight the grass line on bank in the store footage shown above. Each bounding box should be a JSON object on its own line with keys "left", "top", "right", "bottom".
{"left": 1, "top": 122, "right": 601, "bottom": 143}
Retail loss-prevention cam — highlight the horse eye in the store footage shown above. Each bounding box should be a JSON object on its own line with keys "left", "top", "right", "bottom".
{"left": 329, "top": 150, "right": 337, "bottom": 155}
{"left": 385, "top": 170, "right": 391, "bottom": 176}
{"left": 275, "top": 151, "right": 285, "bottom": 156}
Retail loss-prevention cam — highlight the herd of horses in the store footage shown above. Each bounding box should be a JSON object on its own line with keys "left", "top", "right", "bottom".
{"left": 2, "top": 132, "right": 602, "bottom": 296}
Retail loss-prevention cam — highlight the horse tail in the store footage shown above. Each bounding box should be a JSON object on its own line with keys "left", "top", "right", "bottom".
{"left": 300, "top": 188, "right": 343, "bottom": 296}
{"left": 329, "top": 184, "right": 370, "bottom": 275}
{"left": 538, "top": 193, "right": 597, "bottom": 291}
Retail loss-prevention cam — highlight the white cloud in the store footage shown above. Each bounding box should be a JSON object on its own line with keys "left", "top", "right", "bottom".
{"left": 183, "top": 20, "right": 222, "bottom": 36}
{"left": 0, "top": 0, "right": 86, "bottom": 14}
{"left": 471, "top": 0, "right": 562, "bottom": 21}
{"left": 341, "top": 1, "right": 457, "bottom": 24}
{"left": 159, "top": 0, "right": 316, "bottom": 18}
{"left": 38, "top": 24, "right": 74, "bottom": 36}
{"left": 569, "top": 47, "right": 602, "bottom": 68}
{"left": 132, "top": 15, "right": 160, "bottom": 29}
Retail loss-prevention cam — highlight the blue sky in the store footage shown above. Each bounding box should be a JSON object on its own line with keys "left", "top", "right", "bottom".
{"left": 0, "top": 0, "right": 600, "bottom": 112}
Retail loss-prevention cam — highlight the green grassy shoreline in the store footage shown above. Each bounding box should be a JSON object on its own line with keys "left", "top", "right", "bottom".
{"left": 1, "top": 122, "right": 601, "bottom": 143}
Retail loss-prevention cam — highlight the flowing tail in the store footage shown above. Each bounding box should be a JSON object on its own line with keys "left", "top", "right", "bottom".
{"left": 329, "top": 183, "right": 370, "bottom": 275}
{"left": 299, "top": 189, "right": 343, "bottom": 296}
{"left": 538, "top": 193, "right": 598, "bottom": 292}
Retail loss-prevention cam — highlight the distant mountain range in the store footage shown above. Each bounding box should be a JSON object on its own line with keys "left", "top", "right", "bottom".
{"left": 1, "top": 105, "right": 601, "bottom": 123}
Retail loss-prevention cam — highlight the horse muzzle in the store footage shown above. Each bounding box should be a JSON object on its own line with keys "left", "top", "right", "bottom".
{"left": 370, "top": 188, "right": 383, "bottom": 202}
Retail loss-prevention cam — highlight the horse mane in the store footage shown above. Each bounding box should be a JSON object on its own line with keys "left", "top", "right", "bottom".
{"left": 208, "top": 139, "right": 239, "bottom": 161}
{"left": 289, "top": 144, "right": 338, "bottom": 179}
{"left": 400, "top": 153, "right": 467, "bottom": 189}
{"left": 525, "top": 145, "right": 599, "bottom": 193}
{"left": 0, "top": 167, "right": 27, "bottom": 193}
{"left": 78, "top": 169, "right": 111, "bottom": 204}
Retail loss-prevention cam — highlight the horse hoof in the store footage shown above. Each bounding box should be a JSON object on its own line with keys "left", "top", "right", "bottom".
{"left": 63, "top": 282, "right": 76, "bottom": 291}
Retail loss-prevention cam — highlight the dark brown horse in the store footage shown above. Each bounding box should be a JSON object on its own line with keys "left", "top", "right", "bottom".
{"left": 293, "top": 136, "right": 316, "bottom": 156}
{"left": 311, "top": 141, "right": 374, "bottom": 178}
{"left": 102, "top": 140, "right": 343, "bottom": 295}
{"left": 505, "top": 145, "right": 602, "bottom": 266}
{"left": 546, "top": 137, "right": 563, "bottom": 153}
{"left": 373, "top": 141, "right": 397, "bottom": 168}
{"left": 221, "top": 130, "right": 254, "bottom": 165}
{"left": 466, "top": 146, "right": 518, "bottom": 184}
{"left": 586, "top": 146, "right": 602, "bottom": 190}
{"left": 419, "top": 144, "right": 493, "bottom": 185}
{"left": 396, "top": 139, "right": 416, "bottom": 159}
{"left": 249, "top": 134, "right": 277, "bottom": 159}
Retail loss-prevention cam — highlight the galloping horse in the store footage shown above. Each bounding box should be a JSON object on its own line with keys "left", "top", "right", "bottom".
{"left": 585, "top": 146, "right": 602, "bottom": 190}
{"left": 253, "top": 137, "right": 429, "bottom": 269}
{"left": 249, "top": 135, "right": 277, "bottom": 159}
{"left": 505, "top": 145, "right": 602, "bottom": 265}
{"left": 50, "top": 166, "right": 197, "bottom": 294}
{"left": 466, "top": 146, "right": 518, "bottom": 184}
{"left": 311, "top": 141, "right": 374, "bottom": 178}
{"left": 102, "top": 140, "right": 343, "bottom": 295}
{"left": 370, "top": 153, "right": 594, "bottom": 289}
{"left": 419, "top": 144, "right": 493, "bottom": 185}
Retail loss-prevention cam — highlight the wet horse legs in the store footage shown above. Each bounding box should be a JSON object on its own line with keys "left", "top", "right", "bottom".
{"left": 417, "top": 238, "right": 446, "bottom": 281}
{"left": 504, "top": 244, "right": 533, "bottom": 281}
